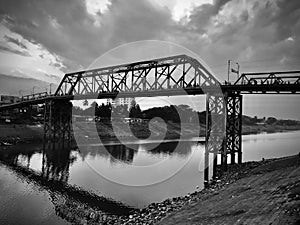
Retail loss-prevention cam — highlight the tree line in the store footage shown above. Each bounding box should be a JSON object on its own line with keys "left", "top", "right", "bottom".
{"left": 73, "top": 100, "right": 206, "bottom": 124}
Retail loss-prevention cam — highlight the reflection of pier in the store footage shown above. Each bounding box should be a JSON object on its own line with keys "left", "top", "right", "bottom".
{"left": 1, "top": 54, "right": 300, "bottom": 186}
{"left": 0, "top": 142, "right": 135, "bottom": 219}
{"left": 42, "top": 140, "right": 74, "bottom": 182}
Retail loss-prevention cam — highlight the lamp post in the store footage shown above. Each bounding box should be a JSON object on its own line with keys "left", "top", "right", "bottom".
{"left": 49, "top": 83, "right": 54, "bottom": 95}
{"left": 19, "top": 90, "right": 24, "bottom": 96}
{"left": 32, "top": 86, "right": 37, "bottom": 95}
{"left": 236, "top": 62, "right": 240, "bottom": 78}
{"left": 227, "top": 59, "right": 231, "bottom": 82}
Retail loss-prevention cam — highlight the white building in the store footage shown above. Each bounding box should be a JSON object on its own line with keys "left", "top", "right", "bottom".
{"left": 106, "top": 97, "right": 134, "bottom": 109}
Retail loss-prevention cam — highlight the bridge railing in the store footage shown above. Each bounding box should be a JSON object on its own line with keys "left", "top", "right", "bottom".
{"left": 234, "top": 71, "right": 300, "bottom": 86}
{"left": 21, "top": 92, "right": 49, "bottom": 102}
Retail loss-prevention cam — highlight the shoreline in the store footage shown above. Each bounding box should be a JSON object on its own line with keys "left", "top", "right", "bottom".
{"left": 158, "top": 154, "right": 300, "bottom": 225}
{"left": 118, "top": 154, "right": 300, "bottom": 224}
{"left": 30, "top": 154, "right": 299, "bottom": 224}
{"left": 1, "top": 123, "right": 300, "bottom": 144}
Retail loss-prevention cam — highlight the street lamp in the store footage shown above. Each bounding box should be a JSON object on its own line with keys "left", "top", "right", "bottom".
{"left": 236, "top": 62, "right": 240, "bottom": 78}
{"left": 49, "top": 83, "right": 54, "bottom": 95}
{"left": 228, "top": 60, "right": 240, "bottom": 82}
{"left": 227, "top": 59, "right": 231, "bottom": 82}
{"left": 19, "top": 89, "right": 24, "bottom": 96}
{"left": 32, "top": 86, "right": 38, "bottom": 95}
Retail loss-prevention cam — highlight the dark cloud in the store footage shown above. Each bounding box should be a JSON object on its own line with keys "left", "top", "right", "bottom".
{"left": 183, "top": 0, "right": 300, "bottom": 77}
{"left": 4, "top": 35, "right": 27, "bottom": 49}
{"left": 188, "top": 0, "right": 231, "bottom": 33}
{"left": 0, "top": 0, "right": 174, "bottom": 71}
{"left": 0, "top": 44, "right": 30, "bottom": 56}
{"left": 0, "top": 0, "right": 299, "bottom": 77}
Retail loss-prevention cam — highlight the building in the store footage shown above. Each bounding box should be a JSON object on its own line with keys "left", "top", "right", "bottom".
{"left": 106, "top": 97, "right": 134, "bottom": 109}
{"left": 0, "top": 95, "right": 20, "bottom": 106}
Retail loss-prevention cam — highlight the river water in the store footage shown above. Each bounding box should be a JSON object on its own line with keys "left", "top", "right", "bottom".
{"left": 0, "top": 130, "right": 300, "bottom": 224}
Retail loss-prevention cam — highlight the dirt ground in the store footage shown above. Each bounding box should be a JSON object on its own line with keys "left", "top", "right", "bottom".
{"left": 159, "top": 155, "right": 300, "bottom": 225}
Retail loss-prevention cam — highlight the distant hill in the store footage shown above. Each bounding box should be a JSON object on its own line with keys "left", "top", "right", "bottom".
{"left": 0, "top": 74, "right": 58, "bottom": 96}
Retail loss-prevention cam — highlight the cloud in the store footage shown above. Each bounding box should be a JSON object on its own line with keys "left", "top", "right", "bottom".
{"left": 0, "top": 0, "right": 176, "bottom": 72}
{"left": 188, "top": 0, "right": 231, "bottom": 32}
{"left": 178, "top": 0, "right": 300, "bottom": 76}
{"left": 0, "top": 44, "right": 30, "bottom": 56}
{"left": 0, "top": 0, "right": 300, "bottom": 79}
{"left": 4, "top": 35, "right": 27, "bottom": 49}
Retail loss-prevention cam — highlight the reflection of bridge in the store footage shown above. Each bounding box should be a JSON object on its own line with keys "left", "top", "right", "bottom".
{"left": 0, "top": 141, "right": 134, "bottom": 217}
{"left": 1, "top": 54, "right": 300, "bottom": 185}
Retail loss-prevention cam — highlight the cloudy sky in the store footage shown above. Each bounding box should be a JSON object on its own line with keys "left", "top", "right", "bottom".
{"left": 0, "top": 0, "right": 300, "bottom": 118}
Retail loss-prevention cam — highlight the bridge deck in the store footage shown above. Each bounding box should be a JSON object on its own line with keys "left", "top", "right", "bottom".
{"left": 0, "top": 84, "right": 299, "bottom": 110}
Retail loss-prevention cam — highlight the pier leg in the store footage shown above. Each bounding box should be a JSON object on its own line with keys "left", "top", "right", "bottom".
{"left": 204, "top": 150, "right": 209, "bottom": 188}
{"left": 44, "top": 100, "right": 72, "bottom": 142}
{"left": 238, "top": 150, "right": 242, "bottom": 164}
{"left": 231, "top": 152, "right": 236, "bottom": 164}
{"left": 225, "top": 93, "right": 243, "bottom": 165}
{"left": 204, "top": 93, "right": 226, "bottom": 187}
{"left": 221, "top": 152, "right": 228, "bottom": 171}
{"left": 212, "top": 152, "right": 218, "bottom": 179}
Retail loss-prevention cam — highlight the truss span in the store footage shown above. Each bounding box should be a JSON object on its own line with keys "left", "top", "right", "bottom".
{"left": 55, "top": 54, "right": 221, "bottom": 96}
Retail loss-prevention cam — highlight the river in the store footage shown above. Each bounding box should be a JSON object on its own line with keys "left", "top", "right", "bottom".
{"left": 0, "top": 130, "right": 299, "bottom": 224}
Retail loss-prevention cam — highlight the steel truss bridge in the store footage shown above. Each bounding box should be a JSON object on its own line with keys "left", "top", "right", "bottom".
{"left": 1, "top": 54, "right": 300, "bottom": 186}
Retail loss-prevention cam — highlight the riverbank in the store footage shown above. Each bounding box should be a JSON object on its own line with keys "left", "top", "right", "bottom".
{"left": 0, "top": 124, "right": 43, "bottom": 144}
{"left": 157, "top": 154, "right": 300, "bottom": 225}
{"left": 114, "top": 154, "right": 300, "bottom": 225}
{"left": 1, "top": 122, "right": 300, "bottom": 144}
{"left": 242, "top": 123, "right": 300, "bottom": 135}
{"left": 38, "top": 154, "right": 299, "bottom": 224}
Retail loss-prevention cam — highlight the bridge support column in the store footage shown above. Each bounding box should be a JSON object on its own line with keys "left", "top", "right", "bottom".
{"left": 44, "top": 100, "right": 72, "bottom": 142}
{"left": 225, "top": 93, "right": 243, "bottom": 165}
{"left": 204, "top": 93, "right": 226, "bottom": 187}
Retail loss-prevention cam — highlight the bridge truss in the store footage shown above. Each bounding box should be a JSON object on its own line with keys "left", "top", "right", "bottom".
{"left": 55, "top": 54, "right": 220, "bottom": 96}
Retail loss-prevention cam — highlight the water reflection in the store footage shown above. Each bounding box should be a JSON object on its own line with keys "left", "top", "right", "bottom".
{"left": 79, "top": 144, "right": 136, "bottom": 164}
{"left": 0, "top": 141, "right": 138, "bottom": 224}
{"left": 42, "top": 141, "right": 75, "bottom": 182}
{"left": 1, "top": 131, "right": 300, "bottom": 224}
{"left": 78, "top": 139, "right": 193, "bottom": 165}
{"left": 0, "top": 138, "right": 204, "bottom": 209}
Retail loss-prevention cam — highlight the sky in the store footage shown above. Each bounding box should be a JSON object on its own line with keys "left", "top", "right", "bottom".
{"left": 0, "top": 0, "right": 300, "bottom": 119}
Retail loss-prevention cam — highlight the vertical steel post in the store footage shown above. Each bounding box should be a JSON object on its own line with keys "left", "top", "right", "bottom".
{"left": 213, "top": 152, "right": 218, "bottom": 179}
{"left": 205, "top": 93, "right": 226, "bottom": 187}
{"left": 225, "top": 93, "right": 243, "bottom": 165}
{"left": 238, "top": 96, "right": 243, "bottom": 164}
{"left": 204, "top": 94, "right": 210, "bottom": 187}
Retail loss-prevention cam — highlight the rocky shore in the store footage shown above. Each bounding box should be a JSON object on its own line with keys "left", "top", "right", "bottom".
{"left": 112, "top": 160, "right": 269, "bottom": 225}
{"left": 51, "top": 155, "right": 300, "bottom": 225}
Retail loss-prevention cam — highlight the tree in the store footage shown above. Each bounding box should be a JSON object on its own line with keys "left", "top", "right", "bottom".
{"left": 83, "top": 99, "right": 89, "bottom": 106}
{"left": 90, "top": 101, "right": 98, "bottom": 108}
{"left": 129, "top": 103, "right": 142, "bottom": 118}
{"left": 266, "top": 117, "right": 277, "bottom": 124}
